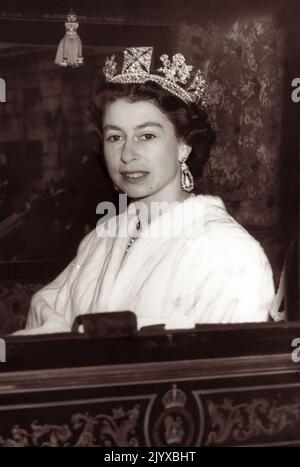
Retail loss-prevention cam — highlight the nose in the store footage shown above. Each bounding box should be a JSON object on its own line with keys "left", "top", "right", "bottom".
{"left": 120, "top": 137, "right": 139, "bottom": 164}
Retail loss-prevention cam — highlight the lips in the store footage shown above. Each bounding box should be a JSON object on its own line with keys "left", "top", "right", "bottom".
{"left": 120, "top": 171, "right": 149, "bottom": 183}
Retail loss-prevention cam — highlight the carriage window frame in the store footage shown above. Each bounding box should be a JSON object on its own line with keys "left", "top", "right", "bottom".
{"left": 0, "top": 8, "right": 298, "bottom": 343}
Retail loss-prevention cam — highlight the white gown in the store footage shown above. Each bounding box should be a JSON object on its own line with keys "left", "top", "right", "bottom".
{"left": 25, "top": 195, "right": 275, "bottom": 333}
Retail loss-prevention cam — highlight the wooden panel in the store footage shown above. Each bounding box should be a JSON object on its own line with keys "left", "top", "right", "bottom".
{"left": 1, "top": 322, "right": 300, "bottom": 446}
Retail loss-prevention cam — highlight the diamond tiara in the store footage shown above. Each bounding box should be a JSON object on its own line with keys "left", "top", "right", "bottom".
{"left": 103, "top": 47, "right": 205, "bottom": 106}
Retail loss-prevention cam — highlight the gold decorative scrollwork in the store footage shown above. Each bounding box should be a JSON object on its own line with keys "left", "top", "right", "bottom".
{"left": 205, "top": 397, "right": 300, "bottom": 445}
{"left": 0, "top": 404, "right": 140, "bottom": 447}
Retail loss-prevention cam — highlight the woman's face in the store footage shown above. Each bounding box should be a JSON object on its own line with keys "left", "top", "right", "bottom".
{"left": 102, "top": 98, "right": 190, "bottom": 203}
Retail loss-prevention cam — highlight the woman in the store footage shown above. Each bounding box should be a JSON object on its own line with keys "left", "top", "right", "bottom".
{"left": 16, "top": 47, "right": 275, "bottom": 335}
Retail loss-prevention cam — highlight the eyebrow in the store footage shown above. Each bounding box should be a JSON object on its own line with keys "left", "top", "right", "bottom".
{"left": 103, "top": 122, "right": 163, "bottom": 131}
{"left": 136, "top": 122, "right": 163, "bottom": 129}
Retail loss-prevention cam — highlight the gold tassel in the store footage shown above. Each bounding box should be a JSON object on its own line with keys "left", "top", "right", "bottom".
{"left": 55, "top": 10, "right": 84, "bottom": 68}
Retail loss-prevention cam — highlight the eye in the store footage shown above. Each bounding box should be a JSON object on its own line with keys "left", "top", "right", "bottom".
{"left": 106, "top": 134, "right": 123, "bottom": 142}
{"left": 140, "top": 133, "right": 156, "bottom": 141}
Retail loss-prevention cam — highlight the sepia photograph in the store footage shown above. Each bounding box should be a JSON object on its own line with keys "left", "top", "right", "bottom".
{"left": 0, "top": 0, "right": 299, "bottom": 449}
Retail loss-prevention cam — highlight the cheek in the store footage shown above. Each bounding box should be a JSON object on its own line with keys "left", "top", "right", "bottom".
{"left": 152, "top": 139, "right": 179, "bottom": 165}
{"left": 152, "top": 159, "right": 178, "bottom": 186}
{"left": 160, "top": 145, "right": 180, "bottom": 173}
{"left": 103, "top": 145, "right": 118, "bottom": 172}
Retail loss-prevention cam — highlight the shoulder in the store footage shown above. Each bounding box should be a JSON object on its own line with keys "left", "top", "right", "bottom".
{"left": 76, "top": 208, "right": 128, "bottom": 257}
{"left": 77, "top": 228, "right": 98, "bottom": 255}
{"left": 187, "top": 195, "right": 270, "bottom": 270}
{"left": 192, "top": 195, "right": 244, "bottom": 233}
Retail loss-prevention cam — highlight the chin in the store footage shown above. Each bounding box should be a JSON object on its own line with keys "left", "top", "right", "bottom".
{"left": 122, "top": 186, "right": 153, "bottom": 199}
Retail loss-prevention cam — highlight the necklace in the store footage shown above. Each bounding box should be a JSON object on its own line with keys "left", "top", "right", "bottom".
{"left": 123, "top": 193, "right": 196, "bottom": 256}
{"left": 124, "top": 218, "right": 141, "bottom": 255}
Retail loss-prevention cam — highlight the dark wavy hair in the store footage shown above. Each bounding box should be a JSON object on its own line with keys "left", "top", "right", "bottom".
{"left": 86, "top": 80, "right": 215, "bottom": 182}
